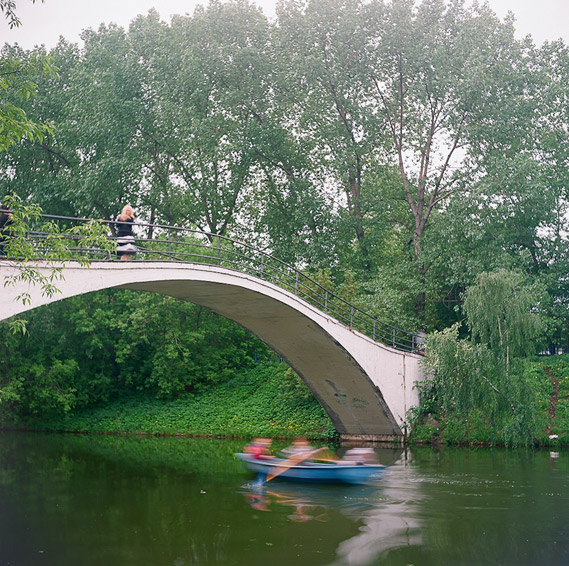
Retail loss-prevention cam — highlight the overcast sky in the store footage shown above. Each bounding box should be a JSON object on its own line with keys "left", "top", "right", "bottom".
{"left": 1, "top": 0, "right": 569, "bottom": 49}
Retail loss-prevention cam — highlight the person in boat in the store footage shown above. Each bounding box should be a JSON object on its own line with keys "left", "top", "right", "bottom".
{"left": 115, "top": 205, "right": 137, "bottom": 260}
{"left": 244, "top": 438, "right": 273, "bottom": 459}
{"left": 341, "top": 447, "right": 377, "bottom": 465}
{"left": 280, "top": 437, "right": 315, "bottom": 459}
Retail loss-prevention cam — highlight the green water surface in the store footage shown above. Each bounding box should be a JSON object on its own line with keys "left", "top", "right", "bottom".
{"left": 0, "top": 432, "right": 567, "bottom": 565}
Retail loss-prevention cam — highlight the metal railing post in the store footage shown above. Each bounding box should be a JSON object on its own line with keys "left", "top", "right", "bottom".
{"left": 168, "top": 228, "right": 172, "bottom": 258}
{"left": 217, "top": 237, "right": 221, "bottom": 265}
{"left": 324, "top": 290, "right": 328, "bottom": 313}
{"left": 260, "top": 254, "right": 264, "bottom": 279}
{"left": 295, "top": 272, "right": 299, "bottom": 296}
{"left": 350, "top": 306, "right": 354, "bottom": 329}
{"left": 373, "top": 320, "right": 376, "bottom": 341}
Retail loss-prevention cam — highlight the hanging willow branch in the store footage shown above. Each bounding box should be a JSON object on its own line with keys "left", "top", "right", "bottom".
{"left": 480, "top": 374, "right": 538, "bottom": 446}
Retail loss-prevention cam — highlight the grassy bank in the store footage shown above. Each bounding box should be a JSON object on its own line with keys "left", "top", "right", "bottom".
{"left": 6, "top": 357, "right": 569, "bottom": 447}
{"left": 410, "top": 355, "right": 569, "bottom": 447}
{"left": 11, "top": 363, "right": 339, "bottom": 440}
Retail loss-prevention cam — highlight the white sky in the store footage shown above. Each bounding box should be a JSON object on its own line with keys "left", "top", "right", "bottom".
{"left": 1, "top": 0, "right": 569, "bottom": 49}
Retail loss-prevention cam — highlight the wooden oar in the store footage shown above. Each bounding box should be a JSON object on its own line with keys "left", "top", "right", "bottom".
{"left": 266, "top": 447, "right": 328, "bottom": 482}
{"left": 314, "top": 448, "right": 340, "bottom": 462}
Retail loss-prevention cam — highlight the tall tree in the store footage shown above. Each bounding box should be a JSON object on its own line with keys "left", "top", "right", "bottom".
{"left": 0, "top": 43, "right": 55, "bottom": 153}
{"left": 0, "top": 40, "right": 81, "bottom": 215}
{"left": 135, "top": 2, "right": 274, "bottom": 235}
{"left": 362, "top": 0, "right": 531, "bottom": 315}
{"left": 275, "top": 0, "right": 382, "bottom": 270}
{"left": 1, "top": 0, "right": 54, "bottom": 154}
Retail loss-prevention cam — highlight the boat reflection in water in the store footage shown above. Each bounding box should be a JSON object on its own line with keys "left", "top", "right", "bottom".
{"left": 243, "top": 483, "right": 333, "bottom": 522}
{"left": 240, "top": 447, "right": 423, "bottom": 566}
{"left": 241, "top": 480, "right": 382, "bottom": 524}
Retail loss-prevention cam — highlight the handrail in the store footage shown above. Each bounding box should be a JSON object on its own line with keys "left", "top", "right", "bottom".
{"left": 5, "top": 211, "right": 422, "bottom": 353}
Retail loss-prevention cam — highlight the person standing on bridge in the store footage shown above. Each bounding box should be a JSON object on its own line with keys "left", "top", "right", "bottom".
{"left": 115, "top": 205, "right": 137, "bottom": 260}
{"left": 0, "top": 203, "right": 13, "bottom": 258}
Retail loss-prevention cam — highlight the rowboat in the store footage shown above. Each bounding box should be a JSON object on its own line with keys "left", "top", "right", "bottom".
{"left": 235, "top": 453, "right": 385, "bottom": 485}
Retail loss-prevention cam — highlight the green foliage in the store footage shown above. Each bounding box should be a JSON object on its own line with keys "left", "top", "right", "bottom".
{"left": 412, "top": 269, "right": 549, "bottom": 446}
{"left": 360, "top": 262, "right": 426, "bottom": 332}
{"left": 1, "top": 0, "right": 42, "bottom": 29}
{"left": 0, "top": 289, "right": 274, "bottom": 418}
{"left": 419, "top": 324, "right": 496, "bottom": 419}
{"left": 18, "top": 362, "right": 337, "bottom": 440}
{"left": 526, "top": 357, "right": 569, "bottom": 444}
{"left": 25, "top": 359, "right": 79, "bottom": 415}
{"left": 1, "top": 0, "right": 568, "bottom": 335}
{"left": 0, "top": 41, "right": 55, "bottom": 150}
{"left": 1, "top": 195, "right": 114, "bottom": 327}
{"left": 3, "top": 0, "right": 569, "bottom": 444}
{"left": 279, "top": 367, "right": 318, "bottom": 403}
{"left": 411, "top": 355, "right": 569, "bottom": 447}
{"left": 464, "top": 269, "right": 545, "bottom": 361}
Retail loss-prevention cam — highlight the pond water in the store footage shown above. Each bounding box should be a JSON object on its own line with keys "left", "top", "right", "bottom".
{"left": 0, "top": 432, "right": 568, "bottom": 565}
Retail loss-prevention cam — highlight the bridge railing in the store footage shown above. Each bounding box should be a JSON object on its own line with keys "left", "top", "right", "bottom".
{"left": 6, "top": 212, "right": 420, "bottom": 353}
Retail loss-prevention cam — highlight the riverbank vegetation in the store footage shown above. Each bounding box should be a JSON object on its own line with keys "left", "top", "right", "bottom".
{"left": 410, "top": 270, "right": 555, "bottom": 447}
{"left": 14, "top": 363, "right": 338, "bottom": 440}
{"left": 3, "top": 0, "right": 569, "bottom": 446}
{"left": 0, "top": 291, "right": 336, "bottom": 438}
{"left": 410, "top": 355, "right": 569, "bottom": 448}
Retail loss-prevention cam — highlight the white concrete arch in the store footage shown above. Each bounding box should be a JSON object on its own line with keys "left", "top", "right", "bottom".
{"left": 0, "top": 261, "right": 423, "bottom": 440}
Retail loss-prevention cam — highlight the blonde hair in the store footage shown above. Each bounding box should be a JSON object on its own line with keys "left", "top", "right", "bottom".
{"left": 119, "top": 205, "right": 134, "bottom": 220}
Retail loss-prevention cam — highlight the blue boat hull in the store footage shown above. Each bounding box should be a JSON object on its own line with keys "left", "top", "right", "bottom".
{"left": 235, "top": 453, "right": 385, "bottom": 485}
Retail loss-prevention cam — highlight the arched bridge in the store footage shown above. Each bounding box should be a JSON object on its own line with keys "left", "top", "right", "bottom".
{"left": 0, "top": 214, "right": 425, "bottom": 441}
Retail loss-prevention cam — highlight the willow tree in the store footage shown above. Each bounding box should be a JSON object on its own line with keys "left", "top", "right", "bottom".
{"left": 464, "top": 269, "right": 544, "bottom": 373}
{"left": 419, "top": 269, "right": 545, "bottom": 445}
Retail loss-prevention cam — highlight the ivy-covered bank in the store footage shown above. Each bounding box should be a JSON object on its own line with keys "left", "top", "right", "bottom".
{"left": 7, "top": 356, "right": 569, "bottom": 447}
{"left": 410, "top": 355, "right": 569, "bottom": 447}
{"left": 9, "top": 363, "right": 339, "bottom": 440}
